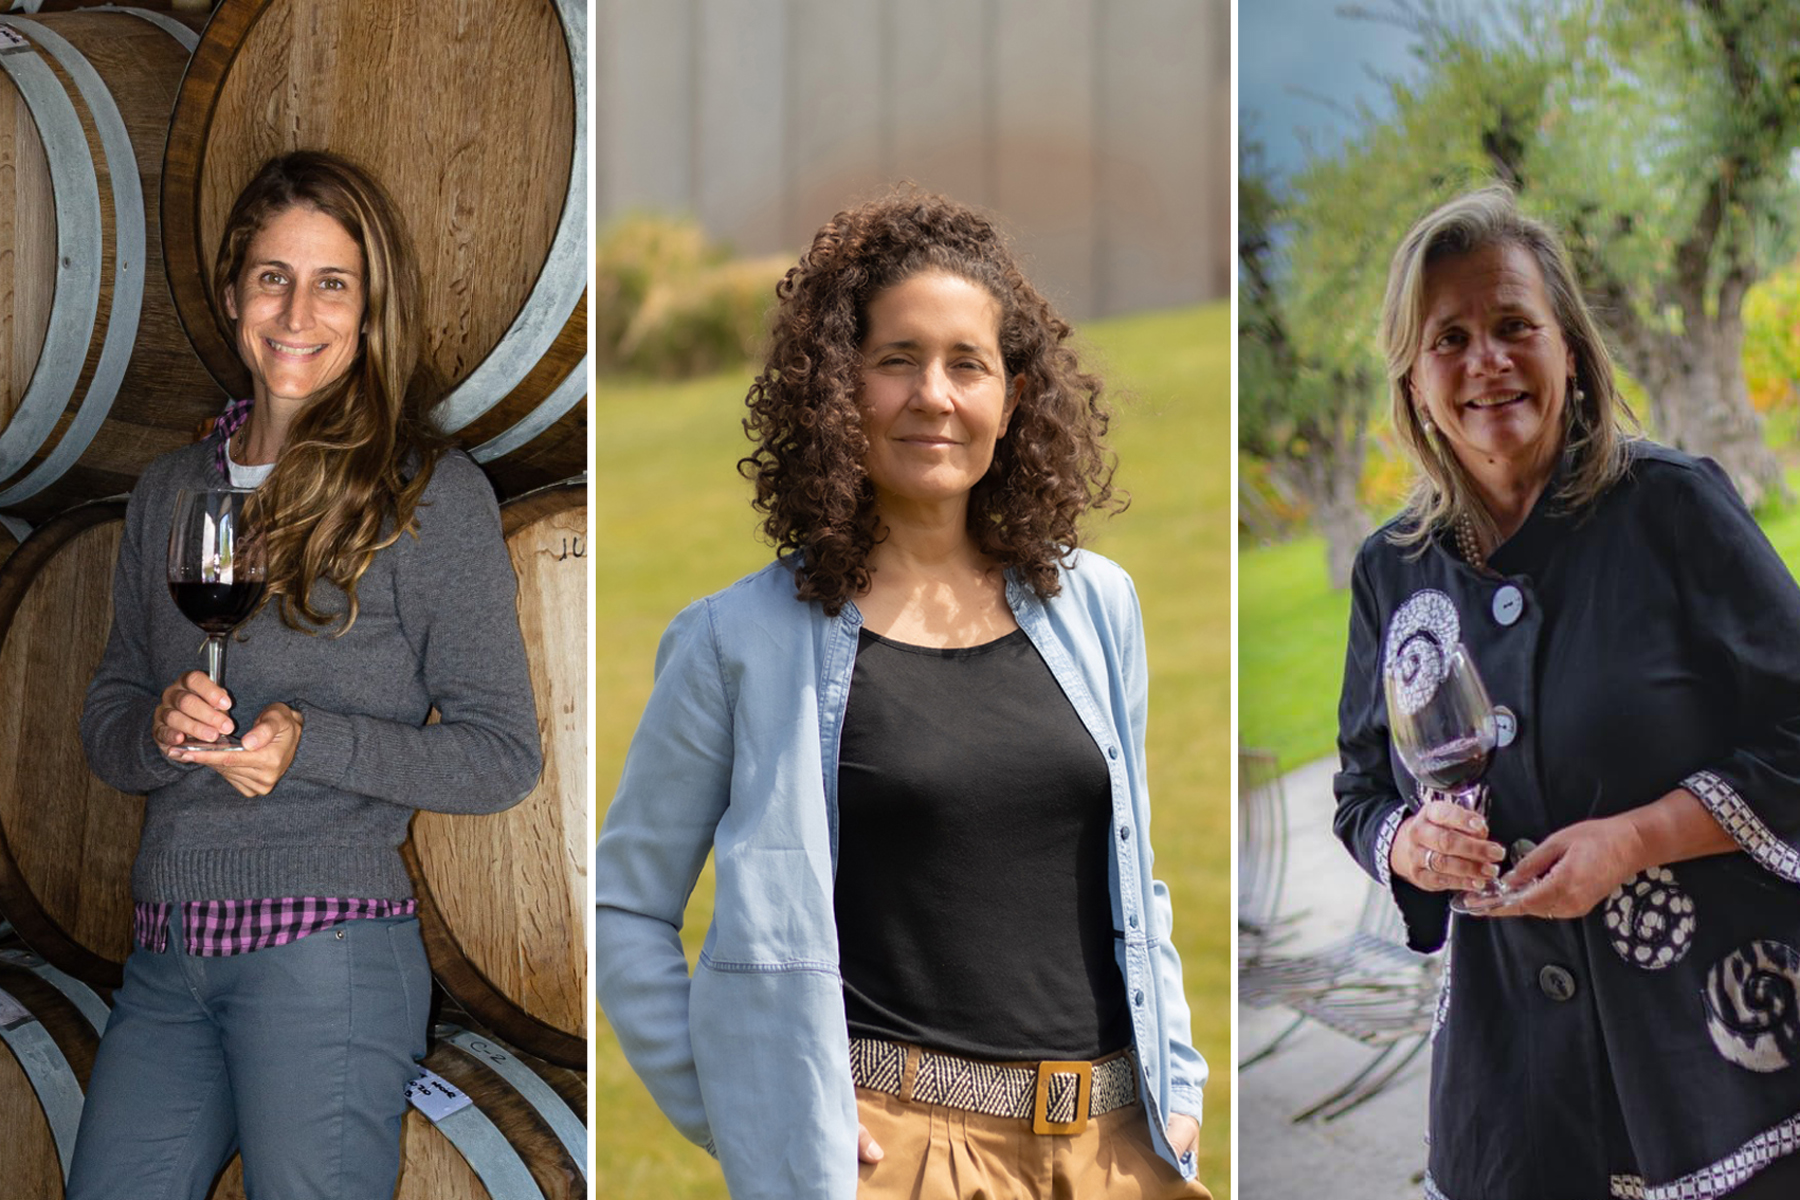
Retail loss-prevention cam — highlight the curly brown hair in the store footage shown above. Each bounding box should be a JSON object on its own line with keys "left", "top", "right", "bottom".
{"left": 741, "top": 189, "right": 1122, "bottom": 615}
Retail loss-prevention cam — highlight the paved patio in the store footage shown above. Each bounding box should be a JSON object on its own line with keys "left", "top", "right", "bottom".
{"left": 1237, "top": 755, "right": 1432, "bottom": 1200}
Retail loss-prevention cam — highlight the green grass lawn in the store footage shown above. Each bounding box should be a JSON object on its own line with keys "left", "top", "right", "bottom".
{"left": 1238, "top": 464, "right": 1800, "bottom": 777}
{"left": 595, "top": 302, "right": 1233, "bottom": 1198}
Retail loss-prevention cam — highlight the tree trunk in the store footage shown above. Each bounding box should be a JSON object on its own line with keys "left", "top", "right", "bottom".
{"left": 1609, "top": 294, "right": 1786, "bottom": 509}
{"left": 1275, "top": 413, "right": 1371, "bottom": 590}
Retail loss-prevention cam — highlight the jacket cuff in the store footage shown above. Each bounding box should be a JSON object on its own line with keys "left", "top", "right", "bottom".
{"left": 1374, "top": 806, "right": 1404, "bottom": 889}
{"left": 1683, "top": 770, "right": 1800, "bottom": 883}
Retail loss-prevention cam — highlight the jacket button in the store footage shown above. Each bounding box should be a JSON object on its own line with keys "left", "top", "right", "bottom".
{"left": 1538, "top": 964, "right": 1576, "bottom": 1002}
{"left": 1108, "top": 746, "right": 1119, "bottom": 760}
{"left": 1128, "top": 913, "right": 1139, "bottom": 929}
{"left": 1492, "top": 585, "right": 1524, "bottom": 626}
{"left": 1118, "top": 825, "right": 1131, "bottom": 842}
{"left": 1133, "top": 989, "right": 1145, "bottom": 1006}
{"left": 1494, "top": 706, "right": 1518, "bottom": 747}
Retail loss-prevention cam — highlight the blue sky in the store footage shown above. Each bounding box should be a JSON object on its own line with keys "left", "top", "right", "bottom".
{"left": 1240, "top": 1, "right": 1428, "bottom": 181}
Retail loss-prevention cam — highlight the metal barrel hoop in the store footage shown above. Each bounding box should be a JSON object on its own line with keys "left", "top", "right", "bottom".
{"left": 427, "top": 0, "right": 586, "bottom": 437}
{"left": 0, "top": 20, "right": 101, "bottom": 483}
{"left": 0, "top": 14, "right": 149, "bottom": 507}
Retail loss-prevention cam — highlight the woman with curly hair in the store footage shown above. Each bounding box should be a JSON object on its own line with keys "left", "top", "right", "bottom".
{"left": 70, "top": 151, "right": 541, "bottom": 1198}
{"left": 596, "top": 191, "right": 1211, "bottom": 1200}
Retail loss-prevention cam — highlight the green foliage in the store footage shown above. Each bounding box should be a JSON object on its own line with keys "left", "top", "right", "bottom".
{"left": 1247, "top": 0, "right": 1800, "bottom": 535}
{"left": 1744, "top": 260, "right": 1800, "bottom": 417}
{"left": 596, "top": 304, "right": 1233, "bottom": 1199}
{"left": 596, "top": 214, "right": 788, "bottom": 378}
{"left": 1238, "top": 534, "right": 1355, "bottom": 770}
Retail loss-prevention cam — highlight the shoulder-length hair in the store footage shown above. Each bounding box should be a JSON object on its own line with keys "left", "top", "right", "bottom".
{"left": 1379, "top": 185, "right": 1636, "bottom": 551}
{"left": 213, "top": 150, "right": 445, "bottom": 634}
{"left": 741, "top": 188, "right": 1123, "bottom": 615}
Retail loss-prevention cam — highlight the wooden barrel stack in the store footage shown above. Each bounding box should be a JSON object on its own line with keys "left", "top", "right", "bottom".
{"left": 409, "top": 481, "right": 588, "bottom": 1068}
{"left": 0, "top": 943, "right": 588, "bottom": 1200}
{"left": 0, "top": 2, "right": 590, "bottom": 1194}
{"left": 162, "top": 0, "right": 588, "bottom": 498}
{"left": 0, "top": 7, "right": 226, "bottom": 524}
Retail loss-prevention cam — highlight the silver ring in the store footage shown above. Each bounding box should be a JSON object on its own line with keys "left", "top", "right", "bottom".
{"left": 1424, "top": 848, "right": 1441, "bottom": 874}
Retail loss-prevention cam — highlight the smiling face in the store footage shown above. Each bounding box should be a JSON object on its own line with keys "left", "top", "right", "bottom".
{"left": 857, "top": 269, "right": 1017, "bottom": 522}
{"left": 223, "top": 204, "right": 366, "bottom": 409}
{"left": 1410, "top": 241, "right": 1575, "bottom": 489}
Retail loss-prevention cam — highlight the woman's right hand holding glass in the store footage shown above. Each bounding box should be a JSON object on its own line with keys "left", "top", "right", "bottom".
{"left": 1391, "top": 798, "right": 1506, "bottom": 893}
{"left": 152, "top": 669, "right": 236, "bottom": 752}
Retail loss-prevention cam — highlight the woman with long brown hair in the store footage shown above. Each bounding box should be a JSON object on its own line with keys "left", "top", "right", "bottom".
{"left": 597, "top": 190, "right": 1210, "bottom": 1199}
{"left": 69, "top": 151, "right": 540, "bottom": 1198}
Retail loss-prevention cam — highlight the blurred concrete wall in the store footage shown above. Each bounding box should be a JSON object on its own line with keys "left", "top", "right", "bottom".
{"left": 596, "top": 0, "right": 1229, "bottom": 320}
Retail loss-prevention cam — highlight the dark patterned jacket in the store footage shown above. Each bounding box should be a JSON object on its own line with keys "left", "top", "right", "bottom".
{"left": 1335, "top": 441, "right": 1800, "bottom": 1200}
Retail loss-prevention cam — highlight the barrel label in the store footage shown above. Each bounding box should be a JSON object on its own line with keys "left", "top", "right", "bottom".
{"left": 0, "top": 28, "right": 28, "bottom": 53}
{"left": 406, "top": 1068, "right": 473, "bottom": 1122}
{"left": 0, "top": 984, "right": 31, "bottom": 1030}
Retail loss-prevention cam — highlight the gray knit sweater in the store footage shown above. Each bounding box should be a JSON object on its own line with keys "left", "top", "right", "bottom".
{"left": 81, "top": 436, "right": 542, "bottom": 903}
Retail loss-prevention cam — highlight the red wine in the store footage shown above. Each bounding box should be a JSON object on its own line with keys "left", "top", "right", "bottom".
{"left": 1413, "top": 734, "right": 1491, "bottom": 790}
{"left": 169, "top": 580, "right": 265, "bottom": 635}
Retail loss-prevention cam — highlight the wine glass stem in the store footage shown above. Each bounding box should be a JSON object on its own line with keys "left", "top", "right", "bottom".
{"left": 1449, "top": 781, "right": 1488, "bottom": 817}
{"left": 204, "top": 634, "right": 228, "bottom": 689}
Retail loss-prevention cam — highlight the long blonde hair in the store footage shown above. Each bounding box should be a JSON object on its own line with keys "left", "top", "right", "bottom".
{"left": 1379, "top": 186, "right": 1636, "bottom": 551}
{"left": 213, "top": 151, "right": 445, "bottom": 633}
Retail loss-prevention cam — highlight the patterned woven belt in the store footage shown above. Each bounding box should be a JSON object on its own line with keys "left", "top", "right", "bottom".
{"left": 849, "top": 1037, "right": 1137, "bottom": 1135}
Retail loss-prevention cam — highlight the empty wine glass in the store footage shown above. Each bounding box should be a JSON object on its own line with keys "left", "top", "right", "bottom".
{"left": 1385, "top": 640, "right": 1515, "bottom": 913}
{"left": 167, "top": 488, "right": 266, "bottom": 752}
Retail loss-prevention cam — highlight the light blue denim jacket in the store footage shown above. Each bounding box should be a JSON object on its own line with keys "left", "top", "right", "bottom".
{"left": 595, "top": 551, "right": 1207, "bottom": 1199}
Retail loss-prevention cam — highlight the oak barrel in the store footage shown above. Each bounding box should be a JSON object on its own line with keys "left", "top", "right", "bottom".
{"left": 0, "top": 956, "right": 582, "bottom": 1200}
{"left": 0, "top": 9, "right": 226, "bottom": 523}
{"left": 0, "top": 948, "right": 106, "bottom": 1199}
{"left": 0, "top": 500, "right": 137, "bottom": 989}
{"left": 7, "top": 2, "right": 206, "bottom": 11}
{"left": 161, "top": 0, "right": 589, "bottom": 499}
{"left": 408, "top": 480, "right": 586, "bottom": 1068}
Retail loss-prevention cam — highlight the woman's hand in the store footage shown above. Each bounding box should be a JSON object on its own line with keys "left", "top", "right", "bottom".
{"left": 1480, "top": 787, "right": 1739, "bottom": 921}
{"left": 1168, "top": 1112, "right": 1200, "bottom": 1159}
{"left": 1390, "top": 798, "right": 1506, "bottom": 893}
{"left": 857, "top": 1123, "right": 883, "bottom": 1164}
{"left": 153, "top": 670, "right": 238, "bottom": 751}
{"left": 170, "top": 703, "right": 304, "bottom": 797}
{"left": 1478, "top": 817, "right": 1641, "bottom": 920}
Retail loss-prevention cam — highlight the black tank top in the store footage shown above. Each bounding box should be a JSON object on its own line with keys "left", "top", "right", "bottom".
{"left": 834, "top": 626, "right": 1131, "bottom": 1061}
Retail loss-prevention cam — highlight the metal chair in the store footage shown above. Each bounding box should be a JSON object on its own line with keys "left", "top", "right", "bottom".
{"left": 1237, "top": 747, "right": 1300, "bottom": 967}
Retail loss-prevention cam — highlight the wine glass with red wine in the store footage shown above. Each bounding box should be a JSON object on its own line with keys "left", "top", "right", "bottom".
{"left": 1384, "top": 641, "right": 1515, "bottom": 913}
{"left": 167, "top": 488, "right": 266, "bottom": 752}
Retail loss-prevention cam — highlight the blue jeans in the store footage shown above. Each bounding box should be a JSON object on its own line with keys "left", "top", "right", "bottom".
{"left": 67, "top": 909, "right": 430, "bottom": 1200}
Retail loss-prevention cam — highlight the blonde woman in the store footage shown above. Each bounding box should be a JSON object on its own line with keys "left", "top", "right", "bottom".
{"left": 1336, "top": 187, "right": 1800, "bottom": 1199}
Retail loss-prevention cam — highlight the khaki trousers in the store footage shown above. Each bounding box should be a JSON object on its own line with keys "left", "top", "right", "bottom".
{"left": 855, "top": 1085, "right": 1213, "bottom": 1200}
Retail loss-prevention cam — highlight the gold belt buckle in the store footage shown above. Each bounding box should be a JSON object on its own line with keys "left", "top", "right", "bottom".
{"left": 1031, "top": 1060, "right": 1092, "bottom": 1135}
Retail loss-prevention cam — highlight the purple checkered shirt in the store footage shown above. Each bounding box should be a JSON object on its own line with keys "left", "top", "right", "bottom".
{"left": 211, "top": 396, "right": 255, "bottom": 477}
{"left": 133, "top": 897, "right": 417, "bottom": 957}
